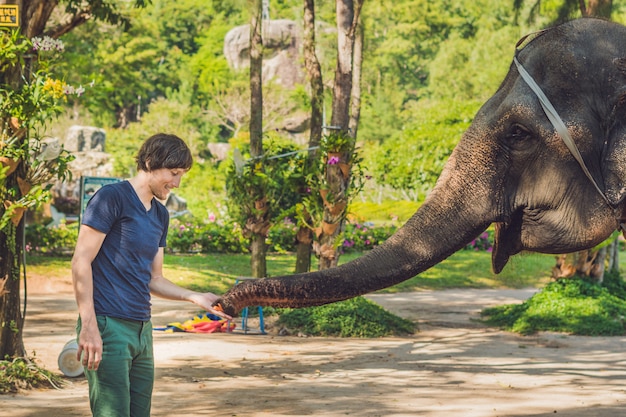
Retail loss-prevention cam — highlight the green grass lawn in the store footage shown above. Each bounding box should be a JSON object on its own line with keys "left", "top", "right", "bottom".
{"left": 26, "top": 249, "right": 558, "bottom": 294}
{"left": 26, "top": 249, "right": 626, "bottom": 336}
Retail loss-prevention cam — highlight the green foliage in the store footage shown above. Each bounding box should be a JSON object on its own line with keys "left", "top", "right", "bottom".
{"left": 177, "top": 160, "right": 226, "bottom": 217}
{"left": 0, "top": 356, "right": 64, "bottom": 393}
{"left": 266, "top": 218, "right": 299, "bottom": 253}
{"left": 189, "top": 15, "right": 242, "bottom": 100}
{"left": 341, "top": 222, "right": 398, "bottom": 253}
{"left": 160, "top": 217, "right": 248, "bottom": 254}
{"left": 0, "top": 30, "right": 76, "bottom": 231}
{"left": 104, "top": 97, "right": 212, "bottom": 176}
{"left": 370, "top": 99, "right": 481, "bottom": 200}
{"left": 295, "top": 131, "right": 366, "bottom": 241}
{"left": 426, "top": 25, "right": 519, "bottom": 101}
{"left": 363, "top": 0, "right": 479, "bottom": 96}
{"left": 24, "top": 213, "right": 400, "bottom": 256}
{"left": 481, "top": 274, "right": 626, "bottom": 335}
{"left": 225, "top": 136, "right": 303, "bottom": 233}
{"left": 51, "top": 0, "right": 563, "bottom": 209}
{"left": 150, "top": 0, "right": 216, "bottom": 55}
{"left": 25, "top": 222, "right": 78, "bottom": 255}
{"left": 465, "top": 230, "right": 493, "bottom": 252}
{"left": 276, "top": 296, "right": 415, "bottom": 337}
{"left": 63, "top": 0, "right": 150, "bottom": 31}
{"left": 56, "top": 9, "right": 186, "bottom": 127}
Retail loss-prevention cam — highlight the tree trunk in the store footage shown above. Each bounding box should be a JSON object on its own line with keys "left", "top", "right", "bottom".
{"left": 329, "top": 0, "right": 355, "bottom": 130}
{"left": 250, "top": 234, "right": 267, "bottom": 279}
{"left": 0, "top": 207, "right": 26, "bottom": 359}
{"left": 608, "top": 239, "right": 619, "bottom": 274}
{"left": 348, "top": 11, "right": 363, "bottom": 137}
{"left": 585, "top": 0, "right": 612, "bottom": 17}
{"left": 294, "top": 0, "right": 325, "bottom": 273}
{"left": 318, "top": 0, "right": 363, "bottom": 270}
{"left": 0, "top": 0, "right": 51, "bottom": 359}
{"left": 249, "top": 0, "right": 266, "bottom": 278}
{"left": 0, "top": 0, "right": 57, "bottom": 39}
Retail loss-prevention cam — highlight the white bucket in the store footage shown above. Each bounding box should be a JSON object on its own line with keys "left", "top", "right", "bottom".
{"left": 58, "top": 339, "right": 84, "bottom": 377}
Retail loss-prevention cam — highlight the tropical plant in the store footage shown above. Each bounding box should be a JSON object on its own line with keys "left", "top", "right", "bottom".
{"left": 225, "top": 136, "right": 303, "bottom": 241}
{"left": 295, "top": 131, "right": 365, "bottom": 241}
{"left": 0, "top": 32, "right": 77, "bottom": 228}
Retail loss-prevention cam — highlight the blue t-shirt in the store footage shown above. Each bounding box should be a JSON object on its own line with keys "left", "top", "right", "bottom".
{"left": 82, "top": 180, "right": 169, "bottom": 321}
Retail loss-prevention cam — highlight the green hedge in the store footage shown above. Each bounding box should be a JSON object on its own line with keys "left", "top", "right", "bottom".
{"left": 25, "top": 217, "right": 492, "bottom": 256}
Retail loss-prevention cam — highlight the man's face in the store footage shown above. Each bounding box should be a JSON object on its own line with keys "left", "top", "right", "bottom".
{"left": 149, "top": 167, "right": 188, "bottom": 201}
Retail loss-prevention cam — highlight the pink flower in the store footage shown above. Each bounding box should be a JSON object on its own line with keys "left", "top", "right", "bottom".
{"left": 327, "top": 156, "right": 340, "bottom": 165}
{"left": 208, "top": 212, "right": 216, "bottom": 222}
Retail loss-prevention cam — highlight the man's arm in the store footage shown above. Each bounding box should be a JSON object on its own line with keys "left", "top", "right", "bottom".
{"left": 71, "top": 224, "right": 106, "bottom": 371}
{"left": 149, "top": 247, "right": 231, "bottom": 319}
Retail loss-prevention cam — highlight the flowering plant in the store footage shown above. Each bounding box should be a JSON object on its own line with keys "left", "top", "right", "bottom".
{"left": 322, "top": 130, "right": 354, "bottom": 154}
{"left": 465, "top": 231, "right": 493, "bottom": 252}
{"left": 225, "top": 137, "right": 303, "bottom": 238}
{"left": 295, "top": 130, "right": 366, "bottom": 248}
{"left": 0, "top": 29, "right": 80, "bottom": 230}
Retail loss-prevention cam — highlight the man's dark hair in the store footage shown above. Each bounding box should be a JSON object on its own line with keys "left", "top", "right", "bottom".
{"left": 136, "top": 133, "right": 193, "bottom": 172}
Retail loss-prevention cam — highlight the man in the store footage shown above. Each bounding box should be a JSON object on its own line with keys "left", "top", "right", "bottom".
{"left": 72, "top": 133, "right": 230, "bottom": 417}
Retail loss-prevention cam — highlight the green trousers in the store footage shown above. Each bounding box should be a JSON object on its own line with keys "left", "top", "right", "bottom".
{"left": 78, "top": 316, "right": 154, "bottom": 417}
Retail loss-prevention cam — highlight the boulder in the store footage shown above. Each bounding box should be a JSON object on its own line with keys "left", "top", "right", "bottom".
{"left": 50, "top": 127, "right": 113, "bottom": 217}
{"left": 224, "top": 19, "right": 303, "bottom": 88}
{"left": 64, "top": 125, "right": 106, "bottom": 152}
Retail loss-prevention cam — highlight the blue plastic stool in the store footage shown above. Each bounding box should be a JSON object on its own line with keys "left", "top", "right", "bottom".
{"left": 232, "top": 277, "right": 266, "bottom": 334}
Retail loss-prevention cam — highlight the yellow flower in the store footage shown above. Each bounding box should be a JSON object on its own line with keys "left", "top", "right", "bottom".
{"left": 42, "top": 78, "right": 67, "bottom": 100}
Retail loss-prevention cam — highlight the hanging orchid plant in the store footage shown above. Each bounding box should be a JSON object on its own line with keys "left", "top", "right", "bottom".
{"left": 0, "top": 29, "right": 81, "bottom": 230}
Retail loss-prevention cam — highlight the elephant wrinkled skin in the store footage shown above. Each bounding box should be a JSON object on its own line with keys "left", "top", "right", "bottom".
{"left": 217, "top": 18, "right": 626, "bottom": 317}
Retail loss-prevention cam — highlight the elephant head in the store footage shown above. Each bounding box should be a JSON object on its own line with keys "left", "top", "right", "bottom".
{"left": 217, "top": 18, "right": 626, "bottom": 316}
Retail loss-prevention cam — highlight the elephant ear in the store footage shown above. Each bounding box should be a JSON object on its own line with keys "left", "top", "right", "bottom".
{"left": 602, "top": 57, "right": 626, "bottom": 206}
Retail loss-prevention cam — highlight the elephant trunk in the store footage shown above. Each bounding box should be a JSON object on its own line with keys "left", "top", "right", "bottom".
{"left": 217, "top": 144, "right": 497, "bottom": 317}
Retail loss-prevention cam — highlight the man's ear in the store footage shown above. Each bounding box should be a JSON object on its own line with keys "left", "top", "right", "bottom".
{"left": 602, "top": 58, "right": 626, "bottom": 206}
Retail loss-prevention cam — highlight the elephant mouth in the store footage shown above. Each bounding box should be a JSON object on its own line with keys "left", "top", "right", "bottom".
{"left": 492, "top": 209, "right": 524, "bottom": 273}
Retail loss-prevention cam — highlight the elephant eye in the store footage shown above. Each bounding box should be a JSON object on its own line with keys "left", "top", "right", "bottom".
{"left": 508, "top": 124, "right": 532, "bottom": 142}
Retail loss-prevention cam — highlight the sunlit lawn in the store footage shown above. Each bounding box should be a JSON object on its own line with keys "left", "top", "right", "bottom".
{"left": 26, "top": 249, "right": 562, "bottom": 294}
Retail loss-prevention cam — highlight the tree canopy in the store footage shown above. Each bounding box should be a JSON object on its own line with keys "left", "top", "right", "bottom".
{"left": 30, "top": 0, "right": 626, "bottom": 207}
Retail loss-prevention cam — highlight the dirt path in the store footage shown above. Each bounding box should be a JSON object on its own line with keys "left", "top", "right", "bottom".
{"left": 2, "top": 277, "right": 626, "bottom": 416}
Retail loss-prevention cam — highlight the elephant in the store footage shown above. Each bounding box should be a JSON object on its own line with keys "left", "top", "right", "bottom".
{"left": 216, "top": 17, "right": 626, "bottom": 317}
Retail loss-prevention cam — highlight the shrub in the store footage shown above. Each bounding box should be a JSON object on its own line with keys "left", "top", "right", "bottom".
{"left": 25, "top": 215, "right": 401, "bottom": 255}
{"left": 266, "top": 218, "right": 298, "bottom": 253}
{"left": 276, "top": 296, "right": 416, "bottom": 337}
{"left": 197, "top": 222, "right": 249, "bottom": 254}
{"left": 167, "top": 217, "right": 249, "bottom": 254}
{"left": 25, "top": 222, "right": 78, "bottom": 255}
{"left": 167, "top": 218, "right": 204, "bottom": 253}
{"left": 481, "top": 276, "right": 626, "bottom": 335}
{"left": 341, "top": 222, "right": 398, "bottom": 253}
{"left": 465, "top": 230, "right": 493, "bottom": 252}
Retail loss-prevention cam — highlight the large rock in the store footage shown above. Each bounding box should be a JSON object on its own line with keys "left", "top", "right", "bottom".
{"left": 49, "top": 126, "right": 114, "bottom": 217}
{"left": 64, "top": 125, "right": 106, "bottom": 152}
{"left": 224, "top": 19, "right": 303, "bottom": 88}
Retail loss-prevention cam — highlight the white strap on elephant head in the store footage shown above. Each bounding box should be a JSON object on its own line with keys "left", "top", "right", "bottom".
{"left": 513, "top": 54, "right": 612, "bottom": 208}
